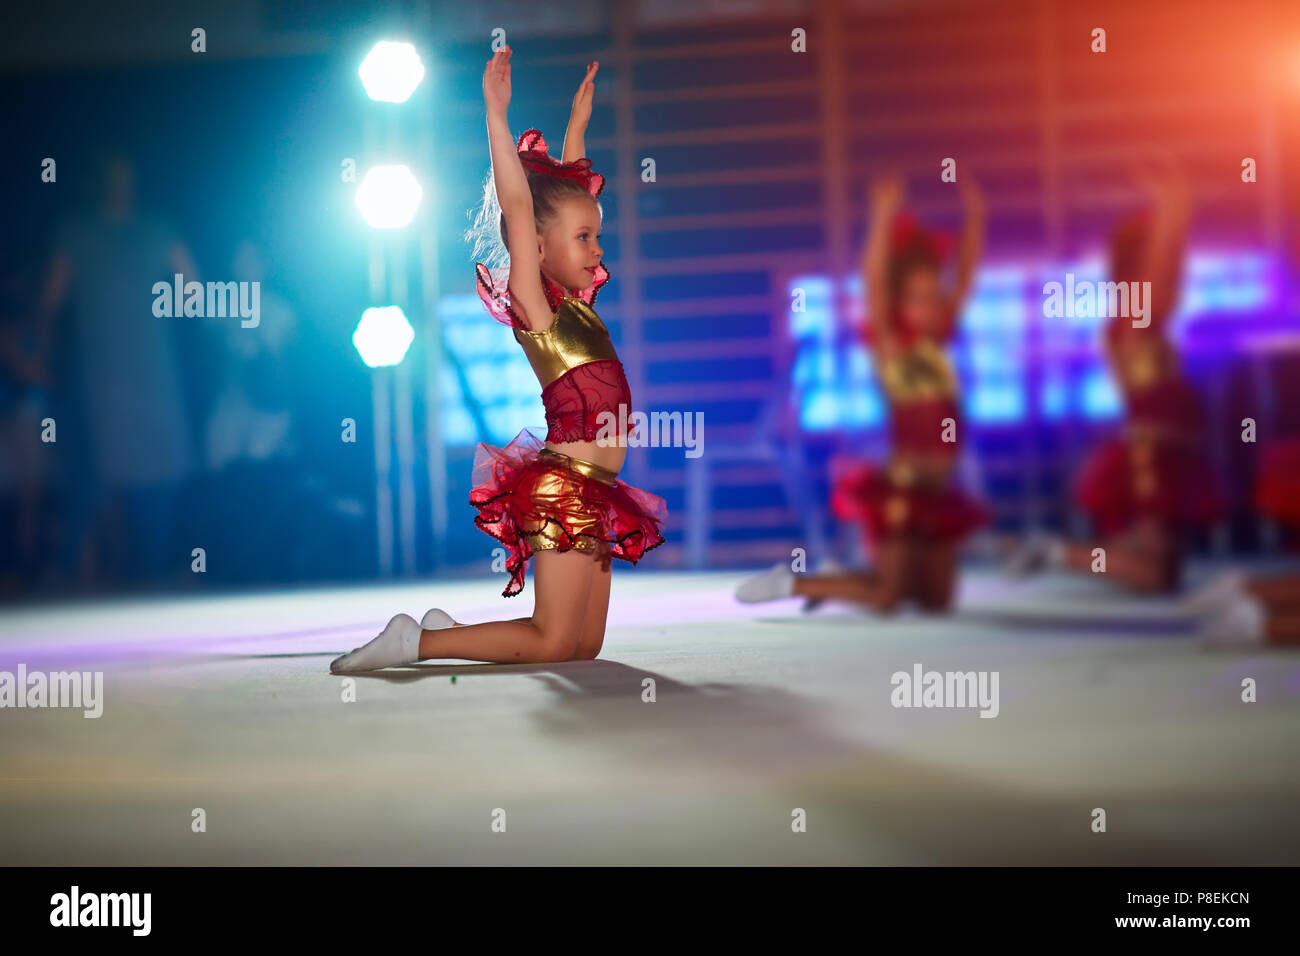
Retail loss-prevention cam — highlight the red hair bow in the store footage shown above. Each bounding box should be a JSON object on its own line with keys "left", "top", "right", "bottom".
{"left": 890, "top": 213, "right": 952, "bottom": 262}
{"left": 515, "top": 129, "right": 605, "bottom": 199}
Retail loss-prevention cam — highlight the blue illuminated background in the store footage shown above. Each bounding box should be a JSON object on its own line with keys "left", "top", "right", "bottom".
{"left": 788, "top": 251, "right": 1278, "bottom": 432}
{"left": 439, "top": 249, "right": 1279, "bottom": 445}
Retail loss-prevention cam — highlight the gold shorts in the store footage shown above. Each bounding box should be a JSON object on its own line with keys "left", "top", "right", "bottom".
{"left": 523, "top": 449, "right": 620, "bottom": 554}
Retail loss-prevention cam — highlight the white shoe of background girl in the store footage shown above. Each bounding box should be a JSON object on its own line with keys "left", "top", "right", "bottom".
{"left": 1182, "top": 569, "right": 1248, "bottom": 618}
{"left": 735, "top": 563, "right": 796, "bottom": 603}
{"left": 1002, "top": 533, "right": 1062, "bottom": 578}
{"left": 1198, "top": 593, "right": 1267, "bottom": 649}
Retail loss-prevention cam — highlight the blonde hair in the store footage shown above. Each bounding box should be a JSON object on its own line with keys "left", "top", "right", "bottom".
{"left": 464, "top": 167, "right": 600, "bottom": 271}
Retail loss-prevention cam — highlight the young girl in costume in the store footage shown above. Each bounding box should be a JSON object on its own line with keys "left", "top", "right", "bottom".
{"left": 1007, "top": 164, "right": 1223, "bottom": 592}
{"left": 332, "top": 50, "right": 666, "bottom": 672}
{"left": 736, "top": 174, "right": 988, "bottom": 612}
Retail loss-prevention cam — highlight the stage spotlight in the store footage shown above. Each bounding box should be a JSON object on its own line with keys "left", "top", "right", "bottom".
{"left": 355, "top": 164, "right": 424, "bottom": 228}
{"left": 359, "top": 41, "right": 425, "bottom": 103}
{"left": 353, "top": 305, "right": 415, "bottom": 367}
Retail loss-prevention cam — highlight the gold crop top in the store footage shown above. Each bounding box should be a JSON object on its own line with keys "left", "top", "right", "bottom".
{"left": 513, "top": 297, "right": 621, "bottom": 388}
{"left": 877, "top": 339, "right": 959, "bottom": 404}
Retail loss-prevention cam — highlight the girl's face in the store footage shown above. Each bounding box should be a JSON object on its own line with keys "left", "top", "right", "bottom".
{"left": 538, "top": 196, "right": 603, "bottom": 294}
{"left": 899, "top": 265, "right": 944, "bottom": 336}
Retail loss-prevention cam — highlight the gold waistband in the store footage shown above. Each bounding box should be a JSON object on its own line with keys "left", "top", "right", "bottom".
{"left": 1126, "top": 422, "right": 1201, "bottom": 450}
{"left": 886, "top": 456, "right": 955, "bottom": 489}
{"left": 538, "top": 448, "right": 619, "bottom": 486}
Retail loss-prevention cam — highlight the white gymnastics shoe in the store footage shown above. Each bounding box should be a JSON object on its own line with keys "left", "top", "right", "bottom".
{"left": 1182, "top": 569, "right": 1248, "bottom": 618}
{"left": 1002, "top": 532, "right": 1064, "bottom": 579}
{"left": 330, "top": 613, "right": 422, "bottom": 673}
{"left": 1198, "top": 593, "right": 1267, "bottom": 649}
{"left": 813, "top": 556, "right": 845, "bottom": 574}
{"left": 420, "top": 608, "right": 460, "bottom": 630}
{"left": 735, "top": 562, "right": 796, "bottom": 604}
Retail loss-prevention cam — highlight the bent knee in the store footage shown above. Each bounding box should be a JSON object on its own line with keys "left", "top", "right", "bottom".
{"left": 537, "top": 625, "right": 581, "bottom": 662}
{"left": 876, "top": 591, "right": 904, "bottom": 614}
{"left": 572, "top": 632, "right": 604, "bottom": 660}
{"left": 915, "top": 592, "right": 953, "bottom": 613}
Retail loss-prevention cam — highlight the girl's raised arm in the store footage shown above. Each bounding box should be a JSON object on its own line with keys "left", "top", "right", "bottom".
{"left": 562, "top": 61, "right": 599, "bottom": 164}
{"left": 484, "top": 46, "right": 550, "bottom": 330}
{"left": 1136, "top": 160, "right": 1190, "bottom": 329}
{"left": 484, "top": 47, "right": 528, "bottom": 209}
{"left": 948, "top": 176, "right": 986, "bottom": 330}
{"left": 861, "top": 176, "right": 903, "bottom": 353}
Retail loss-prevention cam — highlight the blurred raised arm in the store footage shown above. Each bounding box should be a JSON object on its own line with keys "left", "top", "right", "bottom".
{"left": 1136, "top": 160, "right": 1190, "bottom": 327}
{"left": 948, "top": 176, "right": 986, "bottom": 331}
{"left": 861, "top": 176, "right": 903, "bottom": 353}
{"left": 26, "top": 251, "right": 71, "bottom": 382}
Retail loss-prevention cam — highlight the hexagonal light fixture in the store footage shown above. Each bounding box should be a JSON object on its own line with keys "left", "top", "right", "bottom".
{"left": 355, "top": 164, "right": 423, "bottom": 229}
{"left": 353, "top": 305, "right": 415, "bottom": 368}
{"left": 359, "top": 41, "right": 426, "bottom": 103}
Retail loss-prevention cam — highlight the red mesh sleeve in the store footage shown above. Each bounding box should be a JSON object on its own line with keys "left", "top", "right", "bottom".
{"left": 478, "top": 262, "right": 612, "bottom": 330}
{"left": 475, "top": 263, "right": 529, "bottom": 330}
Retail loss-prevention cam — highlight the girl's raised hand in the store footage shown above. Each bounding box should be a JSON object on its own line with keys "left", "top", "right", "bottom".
{"left": 1130, "top": 156, "right": 1186, "bottom": 199}
{"left": 483, "top": 46, "right": 513, "bottom": 113}
{"left": 1149, "top": 155, "right": 1190, "bottom": 207}
{"left": 958, "top": 175, "right": 985, "bottom": 215}
{"left": 1129, "top": 161, "right": 1162, "bottom": 197}
{"left": 569, "top": 60, "right": 599, "bottom": 129}
{"left": 871, "top": 174, "right": 905, "bottom": 217}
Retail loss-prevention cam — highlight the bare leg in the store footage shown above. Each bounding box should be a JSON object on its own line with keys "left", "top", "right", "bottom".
{"left": 1246, "top": 574, "right": 1300, "bottom": 606}
{"left": 417, "top": 547, "right": 595, "bottom": 663}
{"left": 1239, "top": 577, "right": 1300, "bottom": 645}
{"left": 16, "top": 478, "right": 41, "bottom": 571}
{"left": 792, "top": 539, "right": 909, "bottom": 612}
{"left": 83, "top": 498, "right": 117, "bottom": 590}
{"left": 1062, "top": 542, "right": 1174, "bottom": 593}
{"left": 916, "top": 542, "right": 958, "bottom": 612}
{"left": 1062, "top": 521, "right": 1181, "bottom": 594}
{"left": 1266, "top": 612, "right": 1300, "bottom": 645}
{"left": 103, "top": 492, "right": 127, "bottom": 589}
{"left": 572, "top": 545, "right": 613, "bottom": 660}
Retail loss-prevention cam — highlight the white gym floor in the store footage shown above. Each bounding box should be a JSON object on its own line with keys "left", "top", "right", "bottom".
{"left": 1, "top": 565, "right": 1297, "bottom": 865}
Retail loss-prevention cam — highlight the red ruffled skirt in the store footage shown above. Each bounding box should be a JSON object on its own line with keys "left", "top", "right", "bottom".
{"left": 469, "top": 427, "right": 668, "bottom": 598}
{"left": 1256, "top": 438, "right": 1300, "bottom": 529}
{"left": 830, "top": 459, "right": 989, "bottom": 546}
{"left": 1074, "top": 436, "right": 1223, "bottom": 536}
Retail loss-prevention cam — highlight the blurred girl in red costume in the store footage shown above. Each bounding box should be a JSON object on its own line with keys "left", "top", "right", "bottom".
{"left": 736, "top": 174, "right": 988, "bottom": 612}
{"left": 333, "top": 51, "right": 665, "bottom": 671}
{"left": 1187, "top": 224, "right": 1300, "bottom": 647}
{"left": 1008, "top": 164, "right": 1223, "bottom": 592}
